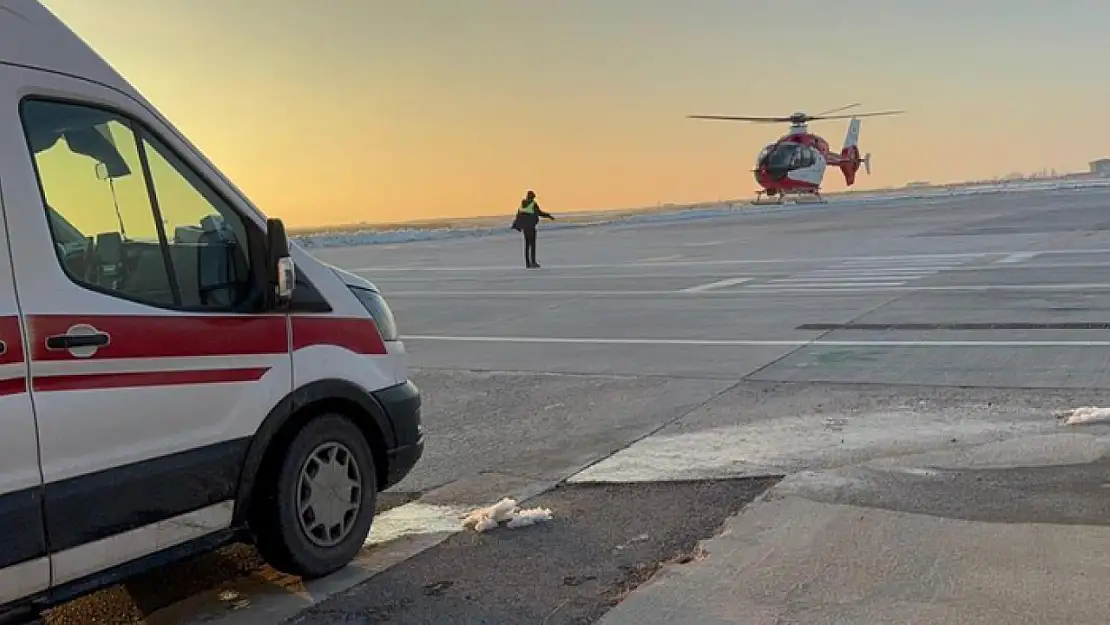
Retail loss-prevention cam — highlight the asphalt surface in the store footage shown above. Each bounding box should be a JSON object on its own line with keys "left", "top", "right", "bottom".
{"left": 44, "top": 185, "right": 1110, "bottom": 624}
{"left": 339, "top": 186, "right": 1110, "bottom": 498}
{"left": 283, "top": 478, "right": 779, "bottom": 625}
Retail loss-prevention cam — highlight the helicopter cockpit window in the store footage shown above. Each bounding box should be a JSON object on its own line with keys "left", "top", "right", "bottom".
{"left": 765, "top": 143, "right": 802, "bottom": 170}
{"left": 796, "top": 146, "right": 815, "bottom": 168}
{"left": 789, "top": 146, "right": 804, "bottom": 168}
{"left": 756, "top": 145, "right": 772, "bottom": 168}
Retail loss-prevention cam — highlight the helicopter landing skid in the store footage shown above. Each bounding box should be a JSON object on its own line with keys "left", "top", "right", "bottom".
{"left": 792, "top": 191, "right": 827, "bottom": 204}
{"left": 751, "top": 190, "right": 785, "bottom": 205}
{"left": 751, "top": 189, "right": 826, "bottom": 205}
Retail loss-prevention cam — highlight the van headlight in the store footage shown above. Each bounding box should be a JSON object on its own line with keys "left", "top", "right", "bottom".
{"left": 349, "top": 287, "right": 399, "bottom": 341}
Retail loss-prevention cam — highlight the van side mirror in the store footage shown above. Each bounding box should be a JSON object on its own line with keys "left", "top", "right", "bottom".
{"left": 265, "top": 218, "right": 295, "bottom": 308}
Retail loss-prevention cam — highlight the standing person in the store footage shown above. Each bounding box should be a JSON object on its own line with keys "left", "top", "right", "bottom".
{"left": 511, "top": 189, "right": 554, "bottom": 268}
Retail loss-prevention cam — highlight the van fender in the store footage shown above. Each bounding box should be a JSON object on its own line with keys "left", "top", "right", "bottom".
{"left": 232, "top": 378, "right": 397, "bottom": 525}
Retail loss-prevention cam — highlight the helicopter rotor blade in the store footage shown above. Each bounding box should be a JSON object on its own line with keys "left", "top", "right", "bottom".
{"left": 813, "top": 103, "right": 861, "bottom": 117}
{"left": 687, "top": 115, "right": 794, "bottom": 123}
{"left": 688, "top": 108, "right": 905, "bottom": 124}
{"left": 806, "top": 110, "right": 906, "bottom": 121}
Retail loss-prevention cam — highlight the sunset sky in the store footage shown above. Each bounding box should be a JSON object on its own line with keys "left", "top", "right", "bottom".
{"left": 39, "top": 0, "right": 1110, "bottom": 228}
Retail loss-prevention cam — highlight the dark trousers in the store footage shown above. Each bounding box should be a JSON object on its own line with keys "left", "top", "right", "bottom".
{"left": 522, "top": 226, "right": 537, "bottom": 266}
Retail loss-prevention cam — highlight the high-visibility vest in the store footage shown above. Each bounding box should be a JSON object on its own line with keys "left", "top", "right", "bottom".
{"left": 519, "top": 200, "right": 536, "bottom": 214}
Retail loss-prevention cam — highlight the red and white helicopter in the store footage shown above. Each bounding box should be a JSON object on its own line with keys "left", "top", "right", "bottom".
{"left": 689, "top": 103, "right": 904, "bottom": 204}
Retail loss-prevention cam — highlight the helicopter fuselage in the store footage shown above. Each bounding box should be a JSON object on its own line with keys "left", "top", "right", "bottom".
{"left": 686, "top": 104, "right": 900, "bottom": 201}
{"left": 754, "top": 130, "right": 829, "bottom": 194}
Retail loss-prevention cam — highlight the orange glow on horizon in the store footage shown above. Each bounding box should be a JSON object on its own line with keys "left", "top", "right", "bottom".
{"left": 38, "top": 0, "right": 1110, "bottom": 229}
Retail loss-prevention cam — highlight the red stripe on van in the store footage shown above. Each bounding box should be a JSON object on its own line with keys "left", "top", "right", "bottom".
{"left": 0, "top": 376, "right": 26, "bottom": 397}
{"left": 23, "top": 314, "right": 386, "bottom": 361}
{"left": 0, "top": 315, "right": 24, "bottom": 366}
{"left": 292, "top": 317, "right": 387, "bottom": 355}
{"left": 0, "top": 316, "right": 26, "bottom": 396}
{"left": 28, "top": 315, "right": 289, "bottom": 361}
{"left": 34, "top": 367, "right": 270, "bottom": 392}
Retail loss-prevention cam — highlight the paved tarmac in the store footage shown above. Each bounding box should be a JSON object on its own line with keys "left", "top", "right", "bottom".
{"left": 352, "top": 190, "right": 1110, "bottom": 401}
{"left": 330, "top": 185, "right": 1110, "bottom": 398}
{"left": 332, "top": 184, "right": 1110, "bottom": 625}
{"left": 55, "top": 185, "right": 1110, "bottom": 624}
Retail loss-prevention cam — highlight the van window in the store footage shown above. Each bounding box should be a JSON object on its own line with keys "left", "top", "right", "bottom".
{"left": 20, "top": 99, "right": 259, "bottom": 311}
{"left": 140, "top": 131, "right": 254, "bottom": 309}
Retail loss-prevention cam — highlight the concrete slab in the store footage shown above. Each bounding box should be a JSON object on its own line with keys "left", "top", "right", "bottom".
{"left": 569, "top": 384, "right": 1089, "bottom": 484}
{"left": 871, "top": 432, "right": 1110, "bottom": 471}
{"left": 747, "top": 343, "right": 1110, "bottom": 388}
{"left": 596, "top": 495, "right": 1110, "bottom": 625}
{"left": 588, "top": 387, "right": 1110, "bottom": 625}
{"left": 396, "top": 369, "right": 734, "bottom": 492}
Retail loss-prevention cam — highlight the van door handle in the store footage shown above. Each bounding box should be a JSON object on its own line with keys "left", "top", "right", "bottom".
{"left": 46, "top": 333, "right": 109, "bottom": 350}
{"left": 0, "top": 340, "right": 6, "bottom": 356}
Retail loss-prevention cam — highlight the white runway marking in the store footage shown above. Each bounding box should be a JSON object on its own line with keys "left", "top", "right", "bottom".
{"left": 679, "top": 277, "right": 752, "bottom": 293}
{"left": 738, "top": 282, "right": 1110, "bottom": 293}
{"left": 349, "top": 251, "right": 993, "bottom": 273}
{"left": 757, "top": 256, "right": 971, "bottom": 289}
{"left": 680, "top": 240, "right": 727, "bottom": 247}
{"left": 640, "top": 254, "right": 684, "bottom": 262}
{"left": 387, "top": 290, "right": 684, "bottom": 296}
{"left": 353, "top": 250, "right": 1110, "bottom": 273}
{"left": 759, "top": 281, "right": 908, "bottom": 288}
{"left": 838, "top": 261, "right": 962, "bottom": 269}
{"left": 997, "top": 251, "right": 1041, "bottom": 264}
{"left": 385, "top": 282, "right": 1110, "bottom": 297}
{"left": 362, "top": 260, "right": 1110, "bottom": 282}
{"left": 403, "top": 335, "right": 1110, "bottom": 348}
{"left": 803, "top": 267, "right": 955, "bottom": 275}
{"left": 350, "top": 248, "right": 1110, "bottom": 274}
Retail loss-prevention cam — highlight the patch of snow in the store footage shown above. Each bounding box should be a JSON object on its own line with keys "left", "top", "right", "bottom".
{"left": 1061, "top": 406, "right": 1110, "bottom": 425}
{"left": 461, "top": 497, "right": 554, "bottom": 532}
{"left": 505, "top": 507, "right": 554, "bottom": 529}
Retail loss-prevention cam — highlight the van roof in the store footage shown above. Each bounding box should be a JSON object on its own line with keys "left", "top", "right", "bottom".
{"left": 1, "top": 0, "right": 135, "bottom": 96}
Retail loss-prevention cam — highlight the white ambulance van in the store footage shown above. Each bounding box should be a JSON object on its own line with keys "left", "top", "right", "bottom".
{"left": 0, "top": 1, "right": 424, "bottom": 620}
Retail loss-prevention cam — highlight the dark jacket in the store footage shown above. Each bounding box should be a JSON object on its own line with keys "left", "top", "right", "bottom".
{"left": 511, "top": 197, "right": 553, "bottom": 230}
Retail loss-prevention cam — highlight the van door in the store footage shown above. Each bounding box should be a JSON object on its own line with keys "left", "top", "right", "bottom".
{"left": 0, "top": 133, "right": 50, "bottom": 603}
{"left": 0, "top": 67, "right": 291, "bottom": 586}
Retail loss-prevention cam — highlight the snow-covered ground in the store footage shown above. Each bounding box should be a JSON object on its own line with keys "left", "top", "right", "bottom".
{"left": 293, "top": 178, "right": 1110, "bottom": 250}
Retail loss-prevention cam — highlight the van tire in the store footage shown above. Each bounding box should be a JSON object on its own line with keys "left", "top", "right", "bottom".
{"left": 253, "top": 413, "right": 378, "bottom": 579}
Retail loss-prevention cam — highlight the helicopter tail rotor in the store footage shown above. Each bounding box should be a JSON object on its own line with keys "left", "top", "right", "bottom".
{"left": 863, "top": 153, "right": 872, "bottom": 176}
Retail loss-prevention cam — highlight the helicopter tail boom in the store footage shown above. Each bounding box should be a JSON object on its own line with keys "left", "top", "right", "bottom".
{"left": 838, "top": 118, "right": 865, "bottom": 186}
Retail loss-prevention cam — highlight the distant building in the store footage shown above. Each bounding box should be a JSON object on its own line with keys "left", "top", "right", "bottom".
{"left": 1090, "top": 159, "right": 1110, "bottom": 176}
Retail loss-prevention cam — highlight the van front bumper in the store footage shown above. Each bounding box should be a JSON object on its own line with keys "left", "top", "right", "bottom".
{"left": 372, "top": 379, "right": 425, "bottom": 489}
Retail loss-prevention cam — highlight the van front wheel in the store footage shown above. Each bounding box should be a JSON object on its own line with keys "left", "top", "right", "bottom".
{"left": 254, "top": 413, "right": 378, "bottom": 579}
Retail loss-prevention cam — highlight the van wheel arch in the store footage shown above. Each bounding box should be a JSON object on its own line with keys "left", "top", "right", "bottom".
{"left": 234, "top": 379, "right": 394, "bottom": 528}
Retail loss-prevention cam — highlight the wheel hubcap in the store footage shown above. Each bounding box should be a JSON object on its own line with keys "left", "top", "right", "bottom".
{"left": 296, "top": 441, "right": 363, "bottom": 548}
